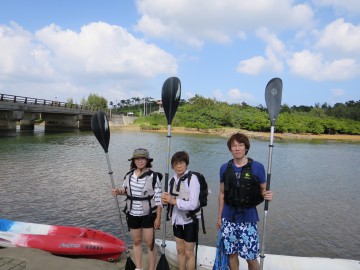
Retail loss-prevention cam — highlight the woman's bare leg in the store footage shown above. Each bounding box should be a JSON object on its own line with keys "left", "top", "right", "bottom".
{"left": 131, "top": 228, "right": 143, "bottom": 269}
{"left": 143, "top": 228, "right": 156, "bottom": 270}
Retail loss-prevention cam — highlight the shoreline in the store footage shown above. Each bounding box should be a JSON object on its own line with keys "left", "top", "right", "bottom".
{"left": 0, "top": 247, "right": 178, "bottom": 270}
{"left": 110, "top": 124, "right": 360, "bottom": 142}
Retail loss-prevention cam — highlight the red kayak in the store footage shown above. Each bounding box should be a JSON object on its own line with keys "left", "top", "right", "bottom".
{"left": 0, "top": 219, "right": 126, "bottom": 261}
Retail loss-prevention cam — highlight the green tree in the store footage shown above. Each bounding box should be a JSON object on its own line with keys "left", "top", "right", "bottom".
{"left": 87, "top": 94, "right": 108, "bottom": 110}
{"left": 280, "top": 104, "right": 291, "bottom": 114}
{"left": 121, "top": 94, "right": 360, "bottom": 135}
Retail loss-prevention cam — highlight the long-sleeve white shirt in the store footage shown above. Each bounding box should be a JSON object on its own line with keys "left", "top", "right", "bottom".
{"left": 168, "top": 170, "right": 200, "bottom": 226}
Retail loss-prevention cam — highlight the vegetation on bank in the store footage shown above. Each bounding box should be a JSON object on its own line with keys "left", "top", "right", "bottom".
{"left": 73, "top": 93, "right": 360, "bottom": 135}
{"left": 134, "top": 96, "right": 360, "bottom": 135}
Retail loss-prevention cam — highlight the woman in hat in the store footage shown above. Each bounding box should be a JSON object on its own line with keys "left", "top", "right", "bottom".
{"left": 112, "top": 148, "right": 162, "bottom": 270}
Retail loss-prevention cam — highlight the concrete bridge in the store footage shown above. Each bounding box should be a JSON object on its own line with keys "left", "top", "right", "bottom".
{"left": 0, "top": 94, "right": 97, "bottom": 137}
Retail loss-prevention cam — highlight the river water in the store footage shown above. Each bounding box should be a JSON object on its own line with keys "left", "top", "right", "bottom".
{"left": 0, "top": 126, "right": 359, "bottom": 260}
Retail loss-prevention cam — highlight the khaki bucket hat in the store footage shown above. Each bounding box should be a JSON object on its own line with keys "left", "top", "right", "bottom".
{"left": 128, "top": 148, "right": 153, "bottom": 162}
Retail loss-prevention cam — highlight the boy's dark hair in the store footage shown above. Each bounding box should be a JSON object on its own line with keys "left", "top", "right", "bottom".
{"left": 227, "top": 132, "right": 250, "bottom": 154}
{"left": 171, "top": 151, "right": 189, "bottom": 168}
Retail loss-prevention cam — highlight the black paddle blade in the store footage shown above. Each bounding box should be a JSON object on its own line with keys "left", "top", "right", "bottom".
{"left": 91, "top": 111, "right": 110, "bottom": 153}
{"left": 125, "top": 256, "right": 136, "bottom": 270}
{"left": 161, "top": 77, "right": 181, "bottom": 125}
{"left": 156, "top": 254, "right": 170, "bottom": 270}
{"left": 265, "top": 77, "right": 283, "bottom": 126}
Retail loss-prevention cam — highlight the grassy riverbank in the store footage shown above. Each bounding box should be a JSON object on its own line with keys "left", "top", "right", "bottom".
{"left": 110, "top": 124, "right": 360, "bottom": 142}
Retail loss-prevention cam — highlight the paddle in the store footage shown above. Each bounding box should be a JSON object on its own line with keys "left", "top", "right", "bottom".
{"left": 260, "top": 78, "right": 283, "bottom": 270}
{"left": 91, "top": 111, "right": 136, "bottom": 270}
{"left": 156, "top": 77, "right": 181, "bottom": 270}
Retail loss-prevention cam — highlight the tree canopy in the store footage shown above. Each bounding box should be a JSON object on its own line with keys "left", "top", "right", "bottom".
{"left": 134, "top": 96, "right": 360, "bottom": 135}
{"left": 75, "top": 93, "right": 360, "bottom": 135}
{"left": 80, "top": 93, "right": 108, "bottom": 110}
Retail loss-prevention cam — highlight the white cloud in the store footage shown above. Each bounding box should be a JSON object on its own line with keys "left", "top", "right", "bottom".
{"left": 36, "top": 22, "right": 177, "bottom": 78}
{"left": 135, "top": 0, "right": 314, "bottom": 47}
{"left": 314, "top": 19, "right": 360, "bottom": 57}
{"left": 135, "top": 0, "right": 359, "bottom": 86}
{"left": 184, "top": 91, "right": 196, "bottom": 99}
{"left": 0, "top": 23, "right": 55, "bottom": 80}
{"left": 237, "top": 56, "right": 267, "bottom": 75}
{"left": 238, "top": 18, "right": 360, "bottom": 81}
{"left": 287, "top": 18, "right": 360, "bottom": 81}
{"left": 329, "top": 88, "right": 346, "bottom": 104}
{"left": 227, "top": 88, "right": 255, "bottom": 104}
{"left": 288, "top": 50, "right": 359, "bottom": 80}
{"left": 237, "top": 29, "right": 285, "bottom": 75}
{"left": 312, "top": 0, "right": 360, "bottom": 16}
{"left": 213, "top": 89, "right": 223, "bottom": 100}
{"left": 0, "top": 22, "right": 177, "bottom": 102}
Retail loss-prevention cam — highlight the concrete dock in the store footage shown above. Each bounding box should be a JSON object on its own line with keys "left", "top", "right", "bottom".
{"left": 0, "top": 247, "right": 178, "bottom": 270}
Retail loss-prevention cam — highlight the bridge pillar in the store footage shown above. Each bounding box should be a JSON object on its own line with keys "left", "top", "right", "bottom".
{"left": 0, "top": 111, "right": 24, "bottom": 137}
{"left": 20, "top": 113, "right": 41, "bottom": 131}
{"left": 42, "top": 113, "right": 80, "bottom": 132}
{"left": 79, "top": 115, "right": 92, "bottom": 130}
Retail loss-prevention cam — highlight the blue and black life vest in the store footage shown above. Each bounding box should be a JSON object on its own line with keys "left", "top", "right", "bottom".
{"left": 223, "top": 158, "right": 264, "bottom": 208}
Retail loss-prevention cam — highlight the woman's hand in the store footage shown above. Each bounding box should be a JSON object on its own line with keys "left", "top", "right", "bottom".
{"left": 111, "top": 188, "right": 125, "bottom": 196}
{"left": 161, "top": 192, "right": 175, "bottom": 205}
{"left": 161, "top": 192, "right": 169, "bottom": 205}
{"left": 154, "top": 215, "right": 161, "bottom": 230}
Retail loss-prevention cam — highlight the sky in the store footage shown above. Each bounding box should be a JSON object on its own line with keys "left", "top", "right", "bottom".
{"left": 0, "top": 0, "right": 359, "bottom": 107}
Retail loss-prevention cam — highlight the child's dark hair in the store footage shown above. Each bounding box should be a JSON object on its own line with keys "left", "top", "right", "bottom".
{"left": 171, "top": 151, "right": 189, "bottom": 168}
{"left": 227, "top": 132, "right": 250, "bottom": 154}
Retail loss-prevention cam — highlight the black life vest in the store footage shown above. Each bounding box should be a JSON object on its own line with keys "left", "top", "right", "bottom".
{"left": 223, "top": 158, "right": 264, "bottom": 208}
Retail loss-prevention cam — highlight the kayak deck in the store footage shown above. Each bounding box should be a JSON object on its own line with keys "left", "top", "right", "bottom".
{"left": 0, "top": 219, "right": 126, "bottom": 261}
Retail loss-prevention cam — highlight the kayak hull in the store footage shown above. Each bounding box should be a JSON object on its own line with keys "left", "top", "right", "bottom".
{"left": 0, "top": 219, "right": 126, "bottom": 262}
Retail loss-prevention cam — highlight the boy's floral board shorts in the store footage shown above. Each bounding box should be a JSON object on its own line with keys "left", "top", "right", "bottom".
{"left": 221, "top": 218, "right": 259, "bottom": 261}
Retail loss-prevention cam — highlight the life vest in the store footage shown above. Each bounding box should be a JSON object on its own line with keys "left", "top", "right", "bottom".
{"left": 168, "top": 173, "right": 201, "bottom": 224}
{"left": 223, "top": 158, "right": 264, "bottom": 208}
{"left": 123, "top": 169, "right": 161, "bottom": 217}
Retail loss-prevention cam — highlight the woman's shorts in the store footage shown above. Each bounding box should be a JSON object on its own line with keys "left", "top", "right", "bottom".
{"left": 173, "top": 221, "right": 198, "bottom": 243}
{"left": 221, "top": 218, "right": 259, "bottom": 261}
{"left": 127, "top": 213, "right": 156, "bottom": 229}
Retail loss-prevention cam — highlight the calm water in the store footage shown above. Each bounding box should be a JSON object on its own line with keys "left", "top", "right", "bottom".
{"left": 0, "top": 126, "right": 359, "bottom": 260}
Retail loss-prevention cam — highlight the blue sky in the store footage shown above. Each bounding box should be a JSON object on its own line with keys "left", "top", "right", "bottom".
{"left": 1, "top": 0, "right": 359, "bottom": 107}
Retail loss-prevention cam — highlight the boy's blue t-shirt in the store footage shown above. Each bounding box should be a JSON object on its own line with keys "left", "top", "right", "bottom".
{"left": 220, "top": 159, "right": 266, "bottom": 223}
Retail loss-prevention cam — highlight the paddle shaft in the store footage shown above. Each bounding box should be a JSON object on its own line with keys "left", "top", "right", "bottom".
{"left": 265, "top": 125, "right": 275, "bottom": 209}
{"left": 165, "top": 125, "right": 172, "bottom": 192}
{"left": 260, "top": 125, "right": 275, "bottom": 269}
{"left": 161, "top": 124, "right": 172, "bottom": 255}
{"left": 105, "top": 152, "right": 131, "bottom": 255}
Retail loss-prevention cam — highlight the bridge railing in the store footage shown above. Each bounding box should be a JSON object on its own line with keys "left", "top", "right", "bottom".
{"left": 0, "top": 93, "right": 95, "bottom": 111}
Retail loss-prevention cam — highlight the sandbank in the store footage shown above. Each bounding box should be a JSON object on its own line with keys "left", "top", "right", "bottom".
{"left": 110, "top": 124, "right": 360, "bottom": 142}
